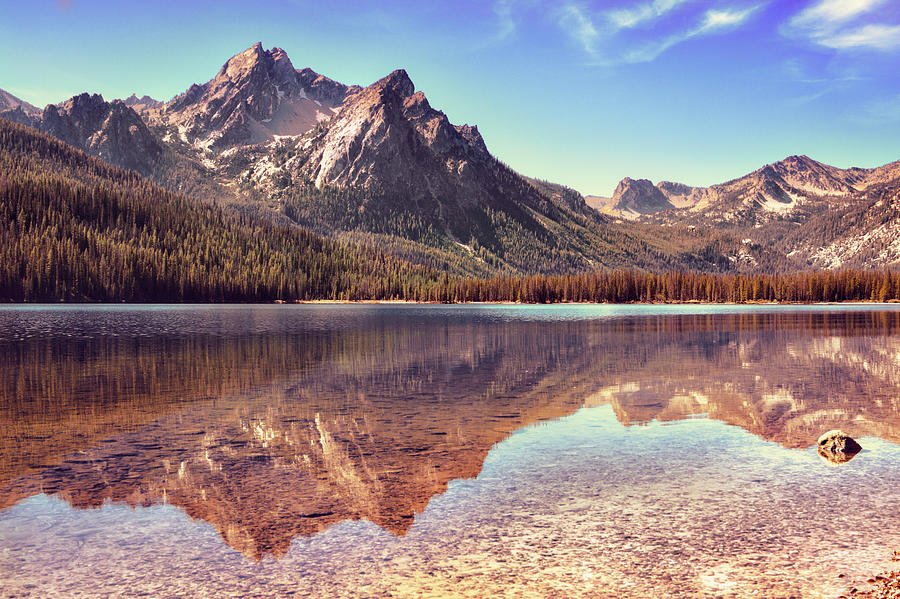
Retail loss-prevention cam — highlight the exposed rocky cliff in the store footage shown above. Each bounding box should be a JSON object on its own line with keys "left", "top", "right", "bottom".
{"left": 217, "top": 58, "right": 659, "bottom": 274}
{"left": 293, "top": 69, "right": 494, "bottom": 199}
{"left": 40, "top": 93, "right": 162, "bottom": 174}
{"left": 611, "top": 177, "right": 674, "bottom": 218}
{"left": 8, "top": 42, "right": 900, "bottom": 273}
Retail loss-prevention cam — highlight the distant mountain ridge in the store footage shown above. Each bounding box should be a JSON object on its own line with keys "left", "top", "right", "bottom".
{"left": 0, "top": 88, "right": 164, "bottom": 175}
{"left": 604, "top": 155, "right": 900, "bottom": 223}
{"left": 611, "top": 177, "right": 674, "bottom": 216}
{"left": 121, "top": 94, "right": 164, "bottom": 111}
{"left": 602, "top": 155, "right": 900, "bottom": 269}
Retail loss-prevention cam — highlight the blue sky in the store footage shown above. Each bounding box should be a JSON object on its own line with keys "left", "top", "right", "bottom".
{"left": 1, "top": 0, "right": 899, "bottom": 195}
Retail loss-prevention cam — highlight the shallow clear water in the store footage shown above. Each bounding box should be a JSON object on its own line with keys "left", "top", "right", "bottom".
{"left": 2, "top": 304, "right": 900, "bottom": 598}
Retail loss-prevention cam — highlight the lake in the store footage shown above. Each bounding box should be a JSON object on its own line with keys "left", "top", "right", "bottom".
{"left": 1, "top": 304, "right": 900, "bottom": 598}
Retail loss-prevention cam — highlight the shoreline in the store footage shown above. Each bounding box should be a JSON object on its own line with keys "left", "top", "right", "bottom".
{"left": 4, "top": 299, "right": 900, "bottom": 306}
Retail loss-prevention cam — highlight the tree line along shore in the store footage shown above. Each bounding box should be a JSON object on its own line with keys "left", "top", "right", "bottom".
{"left": 4, "top": 118, "right": 900, "bottom": 305}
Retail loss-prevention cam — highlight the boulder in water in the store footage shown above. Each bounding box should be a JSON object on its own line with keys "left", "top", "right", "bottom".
{"left": 817, "top": 430, "right": 862, "bottom": 464}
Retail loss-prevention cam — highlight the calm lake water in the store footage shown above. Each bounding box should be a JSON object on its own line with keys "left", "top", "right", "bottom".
{"left": 2, "top": 304, "right": 900, "bottom": 598}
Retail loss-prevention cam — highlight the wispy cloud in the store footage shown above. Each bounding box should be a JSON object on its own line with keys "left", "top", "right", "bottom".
{"left": 790, "top": 0, "right": 886, "bottom": 29}
{"left": 624, "top": 6, "right": 760, "bottom": 63}
{"left": 607, "top": 0, "right": 692, "bottom": 29}
{"left": 785, "top": 0, "right": 900, "bottom": 51}
{"left": 779, "top": 57, "right": 868, "bottom": 107}
{"left": 785, "top": 88, "right": 833, "bottom": 106}
{"left": 819, "top": 23, "right": 900, "bottom": 50}
{"left": 558, "top": 3, "right": 600, "bottom": 56}
{"left": 556, "top": 1, "right": 759, "bottom": 65}
{"left": 780, "top": 58, "right": 865, "bottom": 84}
{"left": 493, "top": 0, "right": 517, "bottom": 41}
{"left": 702, "top": 7, "right": 755, "bottom": 30}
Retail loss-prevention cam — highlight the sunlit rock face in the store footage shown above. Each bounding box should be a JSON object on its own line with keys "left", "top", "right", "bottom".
{"left": 121, "top": 94, "right": 164, "bottom": 112}
{"left": 294, "top": 68, "right": 491, "bottom": 198}
{"left": 612, "top": 177, "right": 675, "bottom": 217}
{"left": 3, "top": 309, "right": 900, "bottom": 558}
{"left": 605, "top": 156, "right": 900, "bottom": 270}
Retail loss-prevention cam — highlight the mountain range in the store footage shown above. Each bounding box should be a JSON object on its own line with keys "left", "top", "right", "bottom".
{"left": 603, "top": 154, "right": 900, "bottom": 222}
{"left": 3, "top": 42, "right": 900, "bottom": 274}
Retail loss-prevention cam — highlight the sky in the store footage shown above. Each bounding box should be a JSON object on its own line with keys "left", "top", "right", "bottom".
{"left": 1, "top": 0, "right": 899, "bottom": 196}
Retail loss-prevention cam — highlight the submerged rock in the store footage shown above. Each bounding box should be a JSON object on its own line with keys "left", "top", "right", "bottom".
{"left": 817, "top": 430, "right": 862, "bottom": 464}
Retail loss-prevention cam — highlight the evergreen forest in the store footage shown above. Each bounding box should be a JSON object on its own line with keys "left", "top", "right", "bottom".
{"left": 2, "top": 117, "right": 899, "bottom": 304}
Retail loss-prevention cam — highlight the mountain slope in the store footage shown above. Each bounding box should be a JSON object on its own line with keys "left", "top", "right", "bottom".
{"left": 0, "top": 44, "right": 752, "bottom": 276}
{"left": 0, "top": 88, "right": 41, "bottom": 129}
{"left": 0, "top": 118, "right": 447, "bottom": 301}
{"left": 121, "top": 94, "right": 164, "bottom": 111}
{"left": 0, "top": 88, "right": 39, "bottom": 114}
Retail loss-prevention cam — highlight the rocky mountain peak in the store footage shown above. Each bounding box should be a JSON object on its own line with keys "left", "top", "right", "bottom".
{"left": 163, "top": 43, "right": 346, "bottom": 151}
{"left": 371, "top": 69, "right": 415, "bottom": 98}
{"left": 207, "top": 42, "right": 300, "bottom": 96}
{"left": 39, "top": 93, "right": 161, "bottom": 174}
{"left": 218, "top": 42, "right": 266, "bottom": 80}
{"left": 0, "top": 88, "right": 42, "bottom": 128}
{"left": 606, "top": 150, "right": 882, "bottom": 223}
{"left": 292, "top": 66, "right": 497, "bottom": 193}
{"left": 122, "top": 94, "right": 163, "bottom": 110}
{"left": 615, "top": 177, "right": 658, "bottom": 192}
{"left": 60, "top": 92, "right": 106, "bottom": 112}
{"left": 765, "top": 154, "right": 858, "bottom": 196}
{"left": 454, "top": 124, "right": 488, "bottom": 154}
{"left": 613, "top": 178, "right": 674, "bottom": 214}
{"left": 780, "top": 154, "right": 813, "bottom": 165}
{"left": 268, "top": 47, "right": 297, "bottom": 80}
{"left": 656, "top": 180, "right": 694, "bottom": 196}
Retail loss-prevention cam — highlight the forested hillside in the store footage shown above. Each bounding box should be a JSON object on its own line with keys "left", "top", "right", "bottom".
{"left": 0, "top": 119, "right": 447, "bottom": 302}
{"left": 3, "top": 117, "right": 900, "bottom": 305}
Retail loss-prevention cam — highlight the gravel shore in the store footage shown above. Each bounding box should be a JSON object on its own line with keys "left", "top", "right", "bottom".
{"left": 843, "top": 551, "right": 900, "bottom": 599}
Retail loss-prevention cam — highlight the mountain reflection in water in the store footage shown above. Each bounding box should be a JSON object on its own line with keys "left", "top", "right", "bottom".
{"left": 2, "top": 306, "right": 900, "bottom": 562}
